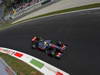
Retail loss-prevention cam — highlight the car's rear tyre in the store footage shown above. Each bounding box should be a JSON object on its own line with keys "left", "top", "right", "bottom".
{"left": 55, "top": 52, "right": 62, "bottom": 59}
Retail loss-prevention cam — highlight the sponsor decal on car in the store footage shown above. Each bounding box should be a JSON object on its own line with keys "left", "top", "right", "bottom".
{"left": 32, "top": 36, "right": 37, "bottom": 41}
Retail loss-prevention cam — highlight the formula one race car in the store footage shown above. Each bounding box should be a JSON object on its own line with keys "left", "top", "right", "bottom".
{"left": 32, "top": 36, "right": 68, "bottom": 58}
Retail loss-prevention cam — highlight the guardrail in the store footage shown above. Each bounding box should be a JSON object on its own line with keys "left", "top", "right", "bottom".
{"left": 0, "top": 47, "right": 69, "bottom": 75}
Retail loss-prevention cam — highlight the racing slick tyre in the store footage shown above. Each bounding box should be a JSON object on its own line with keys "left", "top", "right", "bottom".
{"left": 32, "top": 44, "right": 37, "bottom": 48}
{"left": 55, "top": 52, "right": 62, "bottom": 59}
{"left": 46, "top": 48, "right": 62, "bottom": 58}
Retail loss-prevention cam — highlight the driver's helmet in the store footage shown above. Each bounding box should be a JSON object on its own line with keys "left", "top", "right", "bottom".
{"left": 44, "top": 41, "right": 48, "bottom": 46}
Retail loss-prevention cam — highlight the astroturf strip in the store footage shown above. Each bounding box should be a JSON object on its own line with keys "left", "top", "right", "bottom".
{"left": 30, "top": 59, "right": 44, "bottom": 69}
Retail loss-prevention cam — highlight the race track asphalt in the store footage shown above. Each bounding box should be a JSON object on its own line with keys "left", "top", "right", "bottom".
{"left": 0, "top": 8, "right": 100, "bottom": 75}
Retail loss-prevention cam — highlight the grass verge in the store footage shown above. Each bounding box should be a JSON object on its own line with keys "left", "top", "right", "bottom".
{"left": 0, "top": 3, "right": 100, "bottom": 30}
{"left": 0, "top": 52, "right": 43, "bottom": 75}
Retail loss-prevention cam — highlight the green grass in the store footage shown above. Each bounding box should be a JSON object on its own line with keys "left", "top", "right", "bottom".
{"left": 0, "top": 53, "right": 43, "bottom": 75}
{"left": 0, "top": 3, "right": 100, "bottom": 31}
{"left": 0, "top": 22, "right": 12, "bottom": 30}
